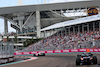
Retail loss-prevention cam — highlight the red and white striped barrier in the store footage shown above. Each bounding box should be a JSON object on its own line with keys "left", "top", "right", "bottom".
{"left": 14, "top": 48, "right": 100, "bottom": 55}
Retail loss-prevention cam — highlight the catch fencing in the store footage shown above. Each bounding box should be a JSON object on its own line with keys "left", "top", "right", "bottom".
{"left": 0, "top": 42, "right": 14, "bottom": 58}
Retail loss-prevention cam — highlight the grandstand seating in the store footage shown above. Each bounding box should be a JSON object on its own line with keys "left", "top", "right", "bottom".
{"left": 22, "top": 27, "right": 100, "bottom": 52}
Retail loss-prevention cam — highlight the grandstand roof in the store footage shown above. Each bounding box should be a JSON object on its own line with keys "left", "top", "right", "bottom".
{"left": 0, "top": 0, "right": 99, "bottom": 15}
{"left": 40, "top": 14, "right": 100, "bottom": 31}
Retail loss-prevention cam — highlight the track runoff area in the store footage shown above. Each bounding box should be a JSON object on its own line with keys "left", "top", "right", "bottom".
{"left": 1, "top": 48, "right": 100, "bottom": 67}
{"left": 1, "top": 53, "right": 100, "bottom": 67}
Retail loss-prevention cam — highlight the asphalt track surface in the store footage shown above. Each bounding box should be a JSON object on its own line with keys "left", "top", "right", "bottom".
{"left": 2, "top": 54, "right": 100, "bottom": 67}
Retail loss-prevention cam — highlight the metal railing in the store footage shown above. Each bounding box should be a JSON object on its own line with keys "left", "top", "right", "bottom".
{"left": 0, "top": 42, "right": 14, "bottom": 58}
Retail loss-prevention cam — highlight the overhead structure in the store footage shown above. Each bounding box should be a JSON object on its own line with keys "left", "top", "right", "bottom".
{"left": 0, "top": 0, "right": 100, "bottom": 38}
{"left": 0, "top": 0, "right": 98, "bottom": 15}
{"left": 41, "top": 14, "right": 100, "bottom": 31}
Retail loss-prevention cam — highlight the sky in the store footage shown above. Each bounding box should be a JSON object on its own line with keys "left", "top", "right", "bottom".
{"left": 0, "top": 0, "right": 91, "bottom": 33}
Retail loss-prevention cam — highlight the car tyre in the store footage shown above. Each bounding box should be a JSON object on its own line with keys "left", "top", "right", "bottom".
{"left": 43, "top": 53, "right": 45, "bottom": 56}
{"left": 76, "top": 57, "right": 80, "bottom": 65}
{"left": 34, "top": 54, "right": 36, "bottom": 57}
{"left": 93, "top": 56, "right": 97, "bottom": 64}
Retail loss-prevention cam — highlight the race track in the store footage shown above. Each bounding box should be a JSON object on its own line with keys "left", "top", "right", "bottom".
{"left": 2, "top": 54, "right": 100, "bottom": 67}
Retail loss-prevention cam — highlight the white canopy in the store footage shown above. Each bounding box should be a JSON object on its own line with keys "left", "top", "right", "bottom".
{"left": 40, "top": 14, "right": 100, "bottom": 31}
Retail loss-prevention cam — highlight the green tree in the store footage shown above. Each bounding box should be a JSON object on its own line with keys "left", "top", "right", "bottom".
{"left": 23, "top": 38, "right": 43, "bottom": 47}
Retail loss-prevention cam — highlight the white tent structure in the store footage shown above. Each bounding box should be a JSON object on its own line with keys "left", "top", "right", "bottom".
{"left": 40, "top": 14, "right": 100, "bottom": 31}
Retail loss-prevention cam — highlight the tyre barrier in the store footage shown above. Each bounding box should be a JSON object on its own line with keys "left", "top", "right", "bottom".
{"left": 14, "top": 48, "right": 100, "bottom": 55}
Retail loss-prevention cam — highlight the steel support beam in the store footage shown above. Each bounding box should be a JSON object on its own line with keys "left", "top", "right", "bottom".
{"left": 73, "top": 26, "right": 75, "bottom": 34}
{"left": 78, "top": 25, "right": 80, "bottom": 33}
{"left": 22, "top": 12, "right": 35, "bottom": 28}
{"left": 6, "top": 18, "right": 20, "bottom": 29}
{"left": 99, "top": 21, "right": 100, "bottom": 31}
{"left": 93, "top": 22, "right": 95, "bottom": 31}
{"left": 50, "top": 10, "right": 65, "bottom": 17}
{"left": 4, "top": 18, "right": 8, "bottom": 35}
{"left": 87, "top": 23, "right": 89, "bottom": 33}
{"left": 68, "top": 28, "right": 70, "bottom": 35}
{"left": 36, "top": 11, "right": 41, "bottom": 38}
{"left": 82, "top": 24, "right": 84, "bottom": 34}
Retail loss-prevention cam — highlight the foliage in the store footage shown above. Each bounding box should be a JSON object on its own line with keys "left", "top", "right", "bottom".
{"left": 23, "top": 37, "right": 43, "bottom": 47}
{"left": 14, "top": 36, "right": 17, "bottom": 43}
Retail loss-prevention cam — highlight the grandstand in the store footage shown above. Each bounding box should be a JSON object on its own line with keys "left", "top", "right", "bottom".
{"left": 0, "top": 0, "right": 100, "bottom": 49}
{"left": 22, "top": 21, "right": 100, "bottom": 51}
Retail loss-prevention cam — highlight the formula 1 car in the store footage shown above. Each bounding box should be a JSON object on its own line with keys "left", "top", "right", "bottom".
{"left": 33, "top": 52, "right": 45, "bottom": 57}
{"left": 76, "top": 53, "right": 97, "bottom": 65}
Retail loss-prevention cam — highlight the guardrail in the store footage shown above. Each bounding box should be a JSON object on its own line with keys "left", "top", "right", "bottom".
{"left": 14, "top": 48, "right": 100, "bottom": 55}
{"left": 1, "top": 36, "right": 35, "bottom": 39}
